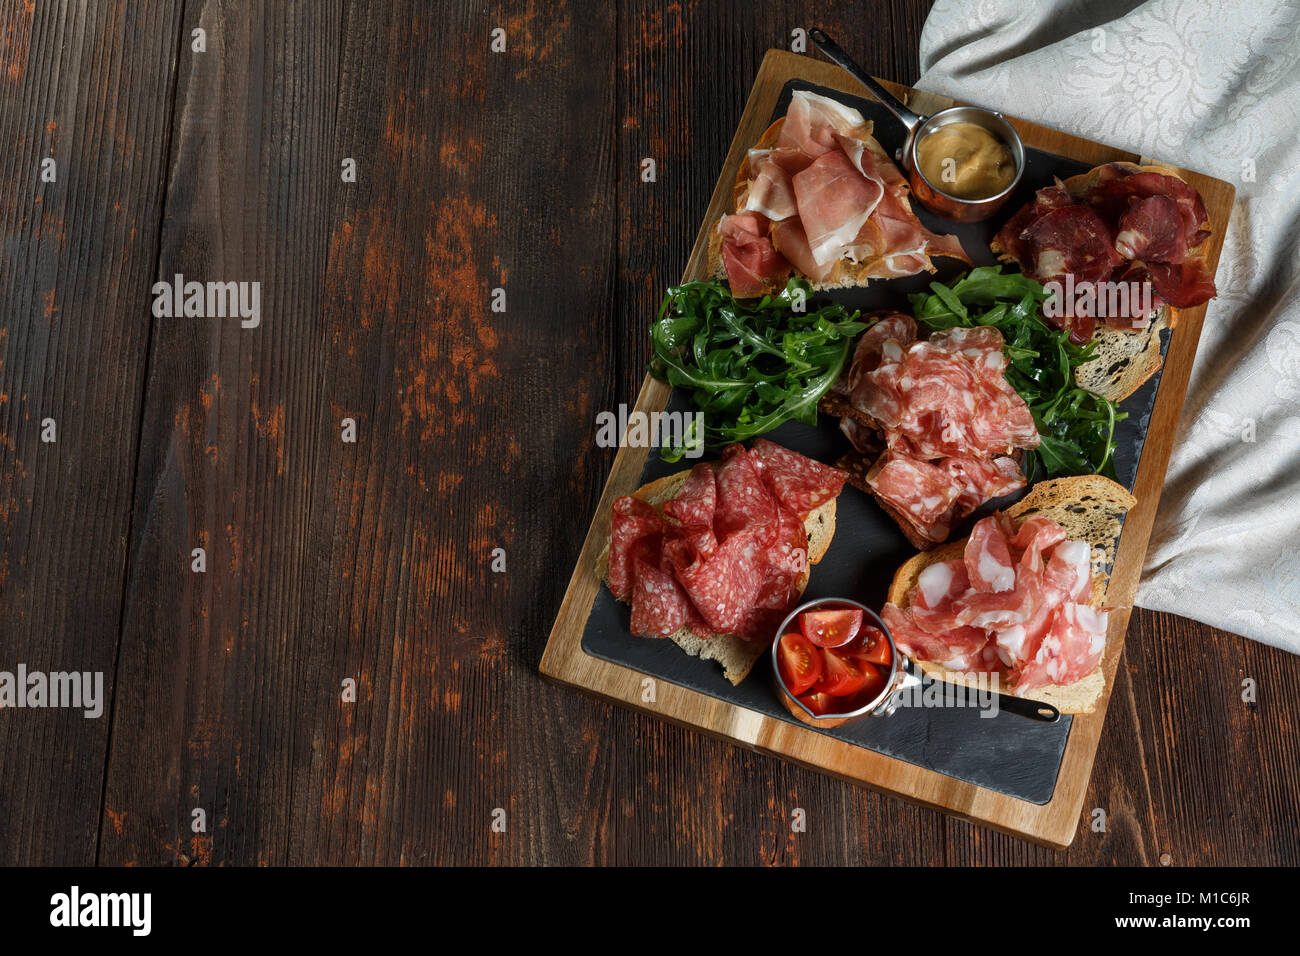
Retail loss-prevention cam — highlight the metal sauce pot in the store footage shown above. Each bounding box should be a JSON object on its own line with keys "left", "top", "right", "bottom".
{"left": 809, "top": 28, "right": 1025, "bottom": 223}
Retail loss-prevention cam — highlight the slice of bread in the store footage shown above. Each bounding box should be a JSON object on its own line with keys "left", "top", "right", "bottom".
{"left": 596, "top": 469, "right": 838, "bottom": 685}
{"left": 992, "top": 161, "right": 1209, "bottom": 402}
{"left": 885, "top": 475, "right": 1136, "bottom": 714}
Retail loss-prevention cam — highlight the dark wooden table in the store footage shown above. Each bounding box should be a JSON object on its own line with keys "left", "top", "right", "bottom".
{"left": 1, "top": 0, "right": 1296, "bottom": 866}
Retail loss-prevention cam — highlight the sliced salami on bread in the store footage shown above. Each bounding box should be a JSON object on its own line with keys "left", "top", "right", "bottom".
{"left": 596, "top": 469, "right": 838, "bottom": 686}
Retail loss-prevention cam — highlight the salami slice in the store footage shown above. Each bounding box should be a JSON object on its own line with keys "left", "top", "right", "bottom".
{"left": 749, "top": 438, "right": 847, "bottom": 517}
{"left": 662, "top": 462, "right": 717, "bottom": 530}
{"left": 608, "top": 496, "right": 663, "bottom": 602}
{"left": 712, "top": 444, "right": 778, "bottom": 544}
{"left": 629, "top": 557, "right": 691, "bottom": 637}
{"left": 669, "top": 524, "right": 768, "bottom": 634}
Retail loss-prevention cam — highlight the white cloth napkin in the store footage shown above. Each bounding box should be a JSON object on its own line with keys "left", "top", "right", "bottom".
{"left": 914, "top": 0, "right": 1300, "bottom": 654}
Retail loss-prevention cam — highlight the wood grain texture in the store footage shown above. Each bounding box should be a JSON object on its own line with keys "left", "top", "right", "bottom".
{"left": 0, "top": 0, "right": 1296, "bottom": 865}
{"left": 0, "top": 0, "right": 184, "bottom": 866}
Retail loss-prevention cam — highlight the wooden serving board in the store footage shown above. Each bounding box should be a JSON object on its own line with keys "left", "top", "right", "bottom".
{"left": 539, "top": 50, "right": 1235, "bottom": 847}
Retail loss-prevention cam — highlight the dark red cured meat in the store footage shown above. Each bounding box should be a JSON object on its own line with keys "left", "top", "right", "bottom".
{"left": 749, "top": 438, "right": 847, "bottom": 518}
{"left": 994, "top": 180, "right": 1074, "bottom": 266}
{"left": 662, "top": 462, "right": 717, "bottom": 529}
{"left": 629, "top": 558, "right": 691, "bottom": 637}
{"left": 1022, "top": 204, "right": 1123, "bottom": 285}
{"left": 712, "top": 444, "right": 778, "bottom": 543}
{"left": 1115, "top": 194, "right": 1189, "bottom": 263}
{"left": 1086, "top": 170, "right": 1209, "bottom": 246}
{"left": 1146, "top": 259, "right": 1218, "bottom": 308}
{"left": 608, "top": 496, "right": 663, "bottom": 602}
{"left": 669, "top": 524, "right": 768, "bottom": 634}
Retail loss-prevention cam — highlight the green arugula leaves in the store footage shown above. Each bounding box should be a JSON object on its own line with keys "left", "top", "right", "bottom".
{"left": 908, "top": 266, "right": 1125, "bottom": 482}
{"left": 649, "top": 278, "right": 866, "bottom": 454}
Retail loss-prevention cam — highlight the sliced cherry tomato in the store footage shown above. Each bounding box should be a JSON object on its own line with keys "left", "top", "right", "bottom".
{"left": 813, "top": 647, "right": 870, "bottom": 696}
{"left": 847, "top": 660, "right": 888, "bottom": 705}
{"left": 777, "top": 632, "right": 822, "bottom": 696}
{"left": 800, "top": 608, "right": 863, "bottom": 648}
{"left": 857, "top": 625, "right": 893, "bottom": 666}
{"left": 799, "top": 691, "right": 841, "bottom": 716}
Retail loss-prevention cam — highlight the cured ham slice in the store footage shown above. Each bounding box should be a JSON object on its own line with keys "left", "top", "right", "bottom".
{"left": 717, "top": 212, "right": 791, "bottom": 299}
{"left": 792, "top": 150, "right": 885, "bottom": 266}
{"left": 775, "top": 90, "right": 872, "bottom": 169}
{"left": 741, "top": 150, "right": 799, "bottom": 221}
{"left": 882, "top": 514, "right": 1110, "bottom": 693}
{"left": 770, "top": 217, "right": 835, "bottom": 283}
{"left": 720, "top": 90, "right": 969, "bottom": 295}
{"left": 995, "top": 163, "right": 1215, "bottom": 337}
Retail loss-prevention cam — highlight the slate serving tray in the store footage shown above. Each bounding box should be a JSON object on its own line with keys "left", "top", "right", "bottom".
{"left": 579, "top": 80, "right": 1169, "bottom": 805}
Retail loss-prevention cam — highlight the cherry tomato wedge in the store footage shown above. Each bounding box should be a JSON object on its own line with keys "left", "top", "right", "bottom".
{"left": 857, "top": 625, "right": 893, "bottom": 666}
{"left": 800, "top": 608, "right": 863, "bottom": 648}
{"left": 845, "top": 659, "right": 888, "bottom": 705}
{"left": 812, "top": 647, "right": 871, "bottom": 696}
{"left": 777, "top": 632, "right": 822, "bottom": 696}
{"left": 798, "top": 691, "right": 841, "bottom": 716}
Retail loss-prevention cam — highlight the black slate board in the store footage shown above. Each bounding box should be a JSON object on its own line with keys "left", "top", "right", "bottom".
{"left": 581, "top": 80, "right": 1169, "bottom": 804}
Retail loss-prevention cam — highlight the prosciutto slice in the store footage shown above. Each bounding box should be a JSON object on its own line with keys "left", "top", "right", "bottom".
{"left": 741, "top": 149, "right": 799, "bottom": 222}
{"left": 718, "top": 90, "right": 970, "bottom": 296}
{"left": 717, "top": 212, "right": 791, "bottom": 299}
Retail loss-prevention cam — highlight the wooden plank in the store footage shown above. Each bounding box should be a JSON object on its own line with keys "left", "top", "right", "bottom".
{"left": 0, "top": 0, "right": 183, "bottom": 865}
{"left": 540, "top": 48, "right": 1236, "bottom": 848}
{"left": 96, "top": 0, "right": 346, "bottom": 866}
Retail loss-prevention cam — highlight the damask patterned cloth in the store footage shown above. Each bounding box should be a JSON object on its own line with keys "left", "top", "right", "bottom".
{"left": 916, "top": 0, "right": 1300, "bottom": 653}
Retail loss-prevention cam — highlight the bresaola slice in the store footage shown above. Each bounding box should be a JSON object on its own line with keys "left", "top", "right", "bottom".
{"left": 994, "top": 161, "right": 1216, "bottom": 336}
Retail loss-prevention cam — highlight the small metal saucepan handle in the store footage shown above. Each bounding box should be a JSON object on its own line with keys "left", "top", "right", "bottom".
{"left": 874, "top": 658, "right": 1061, "bottom": 723}
{"left": 808, "top": 27, "right": 923, "bottom": 132}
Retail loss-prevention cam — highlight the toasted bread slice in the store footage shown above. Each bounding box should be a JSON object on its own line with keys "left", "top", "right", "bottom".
{"left": 885, "top": 475, "right": 1136, "bottom": 714}
{"left": 596, "top": 469, "right": 838, "bottom": 685}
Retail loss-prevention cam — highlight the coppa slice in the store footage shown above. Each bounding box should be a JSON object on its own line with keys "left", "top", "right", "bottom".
{"left": 883, "top": 475, "right": 1136, "bottom": 715}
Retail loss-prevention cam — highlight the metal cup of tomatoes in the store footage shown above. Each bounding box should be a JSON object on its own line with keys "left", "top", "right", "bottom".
{"left": 772, "top": 597, "right": 914, "bottom": 728}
